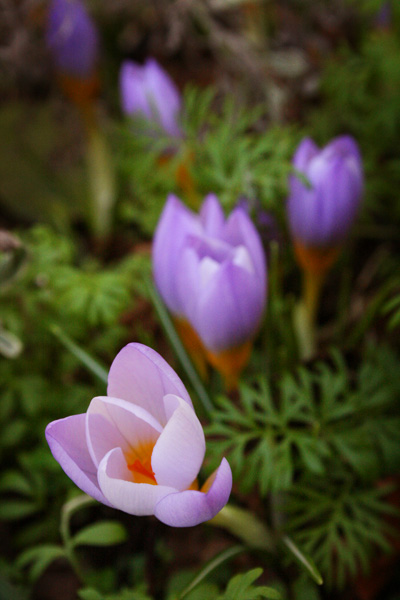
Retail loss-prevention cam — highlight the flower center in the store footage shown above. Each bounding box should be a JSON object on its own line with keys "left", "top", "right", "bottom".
{"left": 128, "top": 457, "right": 156, "bottom": 484}
{"left": 126, "top": 442, "right": 157, "bottom": 485}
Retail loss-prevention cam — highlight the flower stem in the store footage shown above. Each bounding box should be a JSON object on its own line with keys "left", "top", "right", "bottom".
{"left": 294, "top": 268, "right": 325, "bottom": 360}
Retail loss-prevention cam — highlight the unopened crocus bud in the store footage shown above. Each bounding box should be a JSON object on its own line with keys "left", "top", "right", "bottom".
{"left": 46, "top": 0, "right": 99, "bottom": 78}
{"left": 288, "top": 136, "right": 363, "bottom": 358}
{"left": 153, "top": 194, "right": 267, "bottom": 387}
{"left": 120, "top": 59, "right": 182, "bottom": 138}
{"left": 287, "top": 135, "right": 363, "bottom": 274}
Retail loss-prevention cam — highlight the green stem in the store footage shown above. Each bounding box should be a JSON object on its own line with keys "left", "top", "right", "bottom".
{"left": 60, "top": 495, "right": 94, "bottom": 582}
{"left": 147, "top": 280, "right": 214, "bottom": 416}
{"left": 294, "top": 269, "right": 325, "bottom": 360}
{"left": 85, "top": 115, "right": 116, "bottom": 241}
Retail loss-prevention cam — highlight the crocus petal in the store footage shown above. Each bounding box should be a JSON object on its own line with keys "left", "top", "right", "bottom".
{"left": 107, "top": 343, "right": 192, "bottom": 426}
{"left": 86, "top": 396, "right": 162, "bottom": 468}
{"left": 45, "top": 415, "right": 111, "bottom": 506}
{"left": 222, "top": 208, "right": 267, "bottom": 286}
{"left": 152, "top": 395, "right": 205, "bottom": 491}
{"left": 287, "top": 135, "right": 363, "bottom": 247}
{"left": 46, "top": 0, "right": 99, "bottom": 77}
{"left": 145, "top": 59, "right": 182, "bottom": 137}
{"left": 120, "top": 61, "right": 153, "bottom": 119}
{"left": 200, "top": 194, "right": 225, "bottom": 237}
{"left": 194, "top": 261, "right": 266, "bottom": 352}
{"left": 292, "top": 137, "right": 319, "bottom": 172}
{"left": 154, "top": 458, "right": 232, "bottom": 527}
{"left": 98, "top": 447, "right": 176, "bottom": 516}
{"left": 153, "top": 194, "right": 201, "bottom": 314}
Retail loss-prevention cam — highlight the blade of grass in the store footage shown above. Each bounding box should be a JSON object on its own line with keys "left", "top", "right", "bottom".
{"left": 282, "top": 535, "right": 323, "bottom": 585}
{"left": 50, "top": 324, "right": 108, "bottom": 384}
{"left": 146, "top": 280, "right": 214, "bottom": 416}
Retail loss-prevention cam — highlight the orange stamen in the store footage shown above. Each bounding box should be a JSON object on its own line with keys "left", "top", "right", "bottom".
{"left": 128, "top": 458, "right": 156, "bottom": 484}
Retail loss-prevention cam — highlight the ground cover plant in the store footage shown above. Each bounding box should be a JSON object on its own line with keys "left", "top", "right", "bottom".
{"left": 0, "top": 1, "right": 400, "bottom": 599}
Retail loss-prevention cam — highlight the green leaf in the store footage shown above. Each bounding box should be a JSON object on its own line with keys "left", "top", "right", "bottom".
{"left": 0, "top": 471, "right": 32, "bottom": 496}
{"left": 219, "top": 568, "right": 282, "bottom": 600}
{"left": 72, "top": 521, "right": 128, "bottom": 547}
{"left": 0, "top": 500, "right": 39, "bottom": 520}
{"left": 282, "top": 536, "right": 323, "bottom": 585}
{"left": 178, "top": 546, "right": 245, "bottom": 600}
{"left": 50, "top": 324, "right": 108, "bottom": 384}
{"left": 0, "top": 329, "right": 23, "bottom": 359}
{"left": 16, "top": 545, "right": 66, "bottom": 582}
{"left": 147, "top": 280, "right": 213, "bottom": 416}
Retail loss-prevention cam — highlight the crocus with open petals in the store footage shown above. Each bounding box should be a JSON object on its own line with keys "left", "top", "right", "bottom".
{"left": 46, "top": 0, "right": 99, "bottom": 78}
{"left": 120, "top": 59, "right": 182, "bottom": 137}
{"left": 46, "top": 343, "right": 232, "bottom": 527}
{"left": 153, "top": 194, "right": 267, "bottom": 385}
{"left": 287, "top": 135, "right": 363, "bottom": 249}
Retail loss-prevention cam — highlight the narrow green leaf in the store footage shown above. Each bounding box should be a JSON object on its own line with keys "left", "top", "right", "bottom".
{"left": 72, "top": 521, "right": 127, "bottom": 547}
{"left": 50, "top": 324, "right": 108, "bottom": 384}
{"left": 178, "top": 545, "right": 245, "bottom": 600}
{"left": 0, "top": 500, "right": 39, "bottom": 520}
{"left": 282, "top": 535, "right": 323, "bottom": 585}
{"left": 146, "top": 280, "right": 214, "bottom": 416}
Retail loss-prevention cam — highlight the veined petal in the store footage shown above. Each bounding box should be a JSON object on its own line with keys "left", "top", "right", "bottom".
{"left": 152, "top": 395, "right": 205, "bottom": 491}
{"left": 45, "top": 415, "right": 111, "bottom": 506}
{"left": 98, "top": 448, "right": 176, "bottom": 516}
{"left": 86, "top": 396, "right": 162, "bottom": 468}
{"left": 107, "top": 343, "right": 192, "bottom": 426}
{"left": 154, "top": 458, "right": 232, "bottom": 527}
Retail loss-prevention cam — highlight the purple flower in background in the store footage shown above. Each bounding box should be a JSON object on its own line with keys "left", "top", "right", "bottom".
{"left": 46, "top": 0, "right": 99, "bottom": 78}
{"left": 153, "top": 194, "right": 267, "bottom": 354}
{"left": 46, "top": 343, "right": 232, "bottom": 527}
{"left": 120, "top": 59, "right": 182, "bottom": 137}
{"left": 287, "top": 135, "right": 363, "bottom": 248}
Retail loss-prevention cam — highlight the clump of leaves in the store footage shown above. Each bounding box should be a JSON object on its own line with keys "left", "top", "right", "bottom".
{"left": 207, "top": 347, "right": 400, "bottom": 495}
{"left": 207, "top": 345, "right": 400, "bottom": 588}
{"left": 308, "top": 31, "right": 400, "bottom": 230}
{"left": 115, "top": 86, "right": 297, "bottom": 236}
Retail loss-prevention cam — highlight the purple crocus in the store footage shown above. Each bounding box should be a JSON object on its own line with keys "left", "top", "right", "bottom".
{"left": 287, "top": 135, "right": 364, "bottom": 248}
{"left": 120, "top": 59, "right": 182, "bottom": 137}
{"left": 46, "top": 343, "right": 232, "bottom": 527}
{"left": 153, "top": 194, "right": 267, "bottom": 354}
{"left": 46, "top": 0, "right": 99, "bottom": 78}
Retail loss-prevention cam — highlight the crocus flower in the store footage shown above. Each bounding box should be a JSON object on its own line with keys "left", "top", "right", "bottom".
{"left": 287, "top": 135, "right": 363, "bottom": 250}
{"left": 45, "top": 343, "right": 232, "bottom": 527}
{"left": 46, "top": 0, "right": 99, "bottom": 78}
{"left": 153, "top": 194, "right": 267, "bottom": 386}
{"left": 120, "top": 58, "right": 182, "bottom": 137}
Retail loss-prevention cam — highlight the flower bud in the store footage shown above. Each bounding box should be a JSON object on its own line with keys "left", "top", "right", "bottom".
{"left": 287, "top": 135, "right": 363, "bottom": 250}
{"left": 46, "top": 0, "right": 99, "bottom": 79}
{"left": 120, "top": 58, "right": 182, "bottom": 138}
{"left": 153, "top": 194, "right": 267, "bottom": 384}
